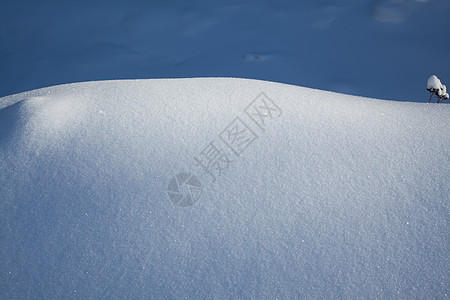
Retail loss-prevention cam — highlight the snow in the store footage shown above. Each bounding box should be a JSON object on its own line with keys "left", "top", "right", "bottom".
{"left": 427, "top": 75, "right": 449, "bottom": 101}
{"left": 0, "top": 78, "right": 449, "bottom": 298}
{"left": 438, "top": 85, "right": 447, "bottom": 96}
{"left": 0, "top": 0, "right": 449, "bottom": 102}
{"left": 427, "top": 75, "right": 442, "bottom": 91}
{"left": 437, "top": 84, "right": 446, "bottom": 97}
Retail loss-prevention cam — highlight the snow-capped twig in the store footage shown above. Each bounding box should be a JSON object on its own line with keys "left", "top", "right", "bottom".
{"left": 427, "top": 75, "right": 449, "bottom": 103}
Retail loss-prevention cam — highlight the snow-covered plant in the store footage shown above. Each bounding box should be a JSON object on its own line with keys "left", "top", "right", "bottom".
{"left": 427, "top": 75, "right": 449, "bottom": 103}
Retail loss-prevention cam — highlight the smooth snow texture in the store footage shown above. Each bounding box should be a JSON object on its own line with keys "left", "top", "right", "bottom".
{"left": 0, "top": 78, "right": 449, "bottom": 298}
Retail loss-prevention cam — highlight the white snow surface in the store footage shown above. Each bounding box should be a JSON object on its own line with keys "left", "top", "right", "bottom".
{"left": 0, "top": 78, "right": 449, "bottom": 298}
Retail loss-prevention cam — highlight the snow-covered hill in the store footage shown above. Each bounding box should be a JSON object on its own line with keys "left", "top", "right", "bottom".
{"left": 0, "top": 78, "right": 449, "bottom": 298}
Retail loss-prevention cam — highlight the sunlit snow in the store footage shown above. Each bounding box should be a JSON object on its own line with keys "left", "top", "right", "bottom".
{"left": 1, "top": 78, "right": 448, "bottom": 298}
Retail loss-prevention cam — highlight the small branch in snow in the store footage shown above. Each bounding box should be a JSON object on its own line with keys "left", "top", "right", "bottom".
{"left": 426, "top": 75, "right": 449, "bottom": 103}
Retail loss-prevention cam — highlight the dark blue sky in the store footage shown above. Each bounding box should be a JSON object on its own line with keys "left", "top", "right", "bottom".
{"left": 1, "top": 0, "right": 449, "bottom": 101}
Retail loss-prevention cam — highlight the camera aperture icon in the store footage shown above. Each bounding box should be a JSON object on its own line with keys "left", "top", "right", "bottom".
{"left": 167, "top": 173, "right": 202, "bottom": 207}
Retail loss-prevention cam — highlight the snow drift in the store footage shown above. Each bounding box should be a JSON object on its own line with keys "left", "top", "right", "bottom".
{"left": 0, "top": 78, "right": 448, "bottom": 298}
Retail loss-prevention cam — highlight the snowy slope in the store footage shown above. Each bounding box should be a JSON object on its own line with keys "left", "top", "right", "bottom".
{"left": 0, "top": 78, "right": 449, "bottom": 298}
{"left": 1, "top": 0, "right": 449, "bottom": 102}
